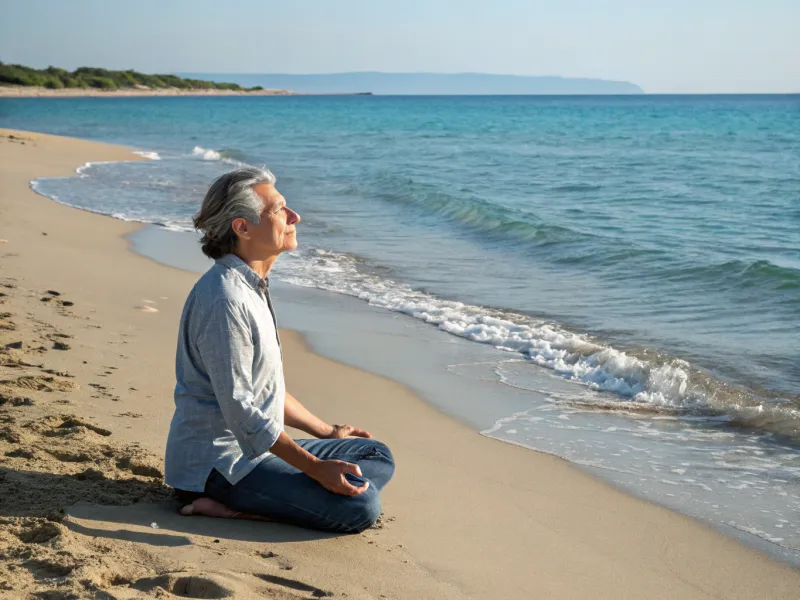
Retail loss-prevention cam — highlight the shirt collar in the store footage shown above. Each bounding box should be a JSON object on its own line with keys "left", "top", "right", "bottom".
{"left": 215, "top": 254, "right": 269, "bottom": 292}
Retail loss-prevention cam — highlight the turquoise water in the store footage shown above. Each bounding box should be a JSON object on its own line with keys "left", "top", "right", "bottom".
{"left": 2, "top": 95, "right": 799, "bottom": 560}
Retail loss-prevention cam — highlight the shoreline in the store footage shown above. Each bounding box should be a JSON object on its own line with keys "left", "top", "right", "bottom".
{"left": 1, "top": 128, "right": 798, "bottom": 598}
{"left": 0, "top": 86, "right": 296, "bottom": 98}
{"left": 0, "top": 86, "right": 374, "bottom": 98}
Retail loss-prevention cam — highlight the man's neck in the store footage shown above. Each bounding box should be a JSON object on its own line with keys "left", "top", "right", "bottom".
{"left": 234, "top": 252, "right": 278, "bottom": 280}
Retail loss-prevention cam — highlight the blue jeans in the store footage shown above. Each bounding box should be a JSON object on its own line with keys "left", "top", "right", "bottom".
{"left": 204, "top": 438, "right": 395, "bottom": 533}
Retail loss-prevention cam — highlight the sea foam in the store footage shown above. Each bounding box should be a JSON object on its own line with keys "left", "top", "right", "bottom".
{"left": 275, "top": 247, "right": 800, "bottom": 439}
{"left": 133, "top": 150, "right": 162, "bottom": 160}
{"left": 192, "top": 146, "right": 222, "bottom": 161}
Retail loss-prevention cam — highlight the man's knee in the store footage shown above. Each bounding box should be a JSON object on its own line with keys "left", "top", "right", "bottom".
{"left": 369, "top": 440, "right": 395, "bottom": 469}
{"left": 341, "top": 488, "right": 382, "bottom": 533}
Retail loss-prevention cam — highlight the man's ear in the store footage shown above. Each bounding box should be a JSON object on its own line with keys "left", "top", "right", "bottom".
{"left": 231, "top": 217, "right": 249, "bottom": 240}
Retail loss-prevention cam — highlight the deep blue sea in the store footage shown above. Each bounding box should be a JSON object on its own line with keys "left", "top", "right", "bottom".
{"left": 2, "top": 95, "right": 798, "bottom": 561}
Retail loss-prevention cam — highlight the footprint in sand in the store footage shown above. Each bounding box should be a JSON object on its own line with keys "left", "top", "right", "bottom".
{"left": 37, "top": 415, "right": 112, "bottom": 437}
{"left": 23, "top": 559, "right": 74, "bottom": 580}
{"left": 41, "top": 369, "right": 73, "bottom": 377}
{"left": 47, "top": 448, "right": 93, "bottom": 463}
{"left": 130, "top": 573, "right": 233, "bottom": 599}
{"left": 42, "top": 292, "right": 75, "bottom": 308}
{"left": 1, "top": 375, "right": 78, "bottom": 393}
{"left": 255, "top": 550, "right": 297, "bottom": 572}
{"left": 115, "top": 412, "right": 143, "bottom": 418}
{"left": 0, "top": 394, "right": 34, "bottom": 407}
{"left": 5, "top": 447, "right": 35, "bottom": 459}
{"left": 0, "top": 426, "right": 22, "bottom": 443}
{"left": 16, "top": 521, "right": 61, "bottom": 544}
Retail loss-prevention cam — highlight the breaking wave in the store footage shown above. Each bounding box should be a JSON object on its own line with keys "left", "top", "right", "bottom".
{"left": 275, "top": 247, "right": 800, "bottom": 441}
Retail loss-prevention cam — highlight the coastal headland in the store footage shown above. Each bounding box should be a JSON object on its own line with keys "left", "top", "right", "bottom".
{"left": 0, "top": 63, "right": 296, "bottom": 97}
{"left": 0, "top": 86, "right": 299, "bottom": 98}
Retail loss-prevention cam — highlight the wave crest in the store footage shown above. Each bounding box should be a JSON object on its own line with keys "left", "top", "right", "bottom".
{"left": 133, "top": 150, "right": 161, "bottom": 160}
{"left": 190, "top": 146, "right": 251, "bottom": 168}
{"left": 367, "top": 173, "right": 588, "bottom": 247}
{"left": 192, "top": 146, "right": 222, "bottom": 161}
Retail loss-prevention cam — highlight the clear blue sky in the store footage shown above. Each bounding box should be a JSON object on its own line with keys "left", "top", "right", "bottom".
{"left": 1, "top": 0, "right": 797, "bottom": 93}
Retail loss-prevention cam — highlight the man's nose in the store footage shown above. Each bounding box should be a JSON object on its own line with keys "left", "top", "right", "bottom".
{"left": 288, "top": 208, "right": 301, "bottom": 224}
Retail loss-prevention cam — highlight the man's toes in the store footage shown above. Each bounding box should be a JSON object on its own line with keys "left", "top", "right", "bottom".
{"left": 179, "top": 497, "right": 274, "bottom": 521}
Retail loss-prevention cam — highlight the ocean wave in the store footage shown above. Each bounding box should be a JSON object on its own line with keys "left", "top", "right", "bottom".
{"left": 133, "top": 150, "right": 162, "bottom": 160}
{"left": 366, "top": 174, "right": 591, "bottom": 247}
{"left": 275, "top": 246, "right": 800, "bottom": 441}
{"left": 74, "top": 160, "right": 119, "bottom": 177}
{"left": 549, "top": 182, "right": 603, "bottom": 192}
{"left": 661, "top": 258, "right": 800, "bottom": 291}
{"left": 738, "top": 259, "right": 800, "bottom": 290}
{"left": 190, "top": 145, "right": 250, "bottom": 168}
{"left": 192, "top": 146, "right": 222, "bottom": 161}
{"left": 157, "top": 221, "right": 195, "bottom": 233}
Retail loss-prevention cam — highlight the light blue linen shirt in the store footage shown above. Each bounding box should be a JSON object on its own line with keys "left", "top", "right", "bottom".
{"left": 165, "top": 254, "right": 285, "bottom": 492}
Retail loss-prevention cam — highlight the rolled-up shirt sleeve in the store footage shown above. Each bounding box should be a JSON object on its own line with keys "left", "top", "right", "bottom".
{"left": 195, "top": 299, "right": 282, "bottom": 459}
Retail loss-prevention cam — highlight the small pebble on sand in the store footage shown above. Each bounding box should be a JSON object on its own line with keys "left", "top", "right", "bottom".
{"left": 135, "top": 306, "right": 159, "bottom": 313}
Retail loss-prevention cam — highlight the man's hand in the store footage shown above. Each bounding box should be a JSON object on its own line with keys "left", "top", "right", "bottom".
{"left": 324, "top": 424, "right": 372, "bottom": 439}
{"left": 308, "top": 460, "right": 369, "bottom": 496}
{"left": 285, "top": 392, "right": 372, "bottom": 440}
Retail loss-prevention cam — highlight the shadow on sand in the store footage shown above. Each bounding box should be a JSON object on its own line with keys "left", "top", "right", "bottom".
{"left": 0, "top": 467, "right": 336, "bottom": 546}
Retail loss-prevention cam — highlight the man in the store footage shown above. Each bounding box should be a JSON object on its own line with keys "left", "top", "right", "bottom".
{"left": 165, "top": 167, "right": 395, "bottom": 533}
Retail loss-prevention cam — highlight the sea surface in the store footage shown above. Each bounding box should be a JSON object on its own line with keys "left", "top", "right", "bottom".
{"left": 2, "top": 95, "right": 798, "bottom": 562}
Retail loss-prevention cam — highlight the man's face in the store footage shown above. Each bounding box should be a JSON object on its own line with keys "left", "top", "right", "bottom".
{"left": 244, "top": 183, "right": 301, "bottom": 256}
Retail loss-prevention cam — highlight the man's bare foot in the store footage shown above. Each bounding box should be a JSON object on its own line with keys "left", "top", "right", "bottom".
{"left": 180, "top": 497, "right": 273, "bottom": 521}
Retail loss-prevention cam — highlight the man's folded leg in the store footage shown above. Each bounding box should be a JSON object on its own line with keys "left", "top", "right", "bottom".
{"left": 202, "top": 438, "right": 394, "bottom": 533}
{"left": 295, "top": 437, "right": 395, "bottom": 492}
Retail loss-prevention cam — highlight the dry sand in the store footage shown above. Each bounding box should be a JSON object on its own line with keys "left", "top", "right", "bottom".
{"left": 0, "top": 128, "right": 798, "bottom": 599}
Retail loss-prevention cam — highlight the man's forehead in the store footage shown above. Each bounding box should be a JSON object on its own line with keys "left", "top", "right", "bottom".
{"left": 254, "top": 183, "right": 284, "bottom": 210}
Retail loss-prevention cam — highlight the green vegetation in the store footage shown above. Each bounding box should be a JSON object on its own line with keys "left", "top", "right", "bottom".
{"left": 0, "top": 62, "right": 262, "bottom": 92}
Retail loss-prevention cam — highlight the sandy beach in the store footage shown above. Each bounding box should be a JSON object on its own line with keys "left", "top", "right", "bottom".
{"left": 0, "top": 128, "right": 798, "bottom": 599}
{"left": 0, "top": 86, "right": 298, "bottom": 98}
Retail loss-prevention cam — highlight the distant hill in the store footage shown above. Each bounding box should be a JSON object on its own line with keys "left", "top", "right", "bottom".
{"left": 0, "top": 62, "right": 263, "bottom": 92}
{"left": 179, "top": 72, "right": 644, "bottom": 95}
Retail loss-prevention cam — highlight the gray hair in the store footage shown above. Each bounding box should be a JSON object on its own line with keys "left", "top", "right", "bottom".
{"left": 194, "top": 167, "right": 277, "bottom": 259}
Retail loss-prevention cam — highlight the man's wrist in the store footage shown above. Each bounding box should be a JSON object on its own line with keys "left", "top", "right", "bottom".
{"left": 269, "top": 431, "right": 323, "bottom": 476}
{"left": 304, "top": 455, "right": 323, "bottom": 479}
{"left": 316, "top": 423, "right": 336, "bottom": 439}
